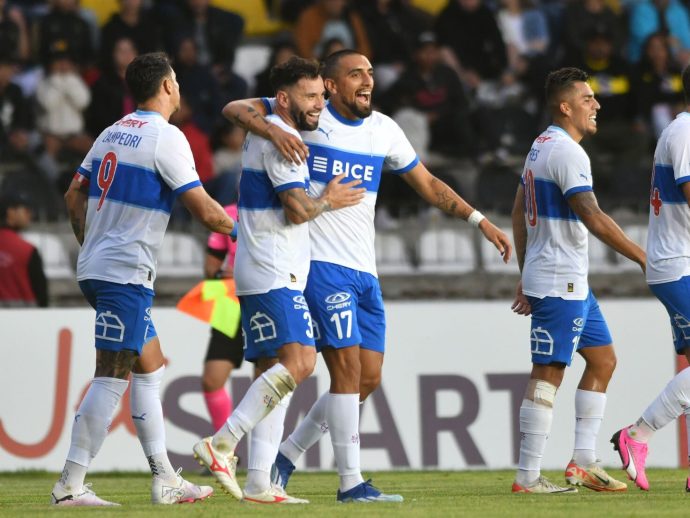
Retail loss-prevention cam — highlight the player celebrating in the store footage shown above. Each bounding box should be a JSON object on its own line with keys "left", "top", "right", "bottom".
{"left": 222, "top": 49, "right": 512, "bottom": 502}
{"left": 54, "top": 52, "right": 236, "bottom": 506}
{"left": 611, "top": 65, "right": 690, "bottom": 492}
{"left": 510, "top": 67, "right": 645, "bottom": 494}
{"left": 192, "top": 56, "right": 365, "bottom": 504}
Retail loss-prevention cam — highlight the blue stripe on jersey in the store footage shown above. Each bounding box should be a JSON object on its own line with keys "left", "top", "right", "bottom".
{"left": 654, "top": 164, "right": 687, "bottom": 204}
{"left": 564, "top": 185, "right": 593, "bottom": 198}
{"left": 261, "top": 97, "right": 273, "bottom": 115}
{"left": 326, "top": 103, "right": 364, "bottom": 126}
{"left": 238, "top": 168, "right": 283, "bottom": 210}
{"left": 393, "top": 156, "right": 419, "bottom": 174}
{"left": 533, "top": 178, "right": 580, "bottom": 221}
{"left": 305, "top": 143, "right": 386, "bottom": 193}
{"left": 174, "top": 179, "right": 201, "bottom": 195}
{"left": 89, "top": 159, "right": 175, "bottom": 213}
{"left": 78, "top": 165, "right": 91, "bottom": 179}
{"left": 275, "top": 181, "right": 307, "bottom": 193}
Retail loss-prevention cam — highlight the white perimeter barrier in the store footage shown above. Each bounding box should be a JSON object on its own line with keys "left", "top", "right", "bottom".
{"left": 0, "top": 300, "right": 679, "bottom": 472}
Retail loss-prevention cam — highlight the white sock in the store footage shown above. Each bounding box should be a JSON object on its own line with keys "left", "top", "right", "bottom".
{"left": 279, "top": 391, "right": 329, "bottom": 464}
{"left": 516, "top": 398, "right": 553, "bottom": 486}
{"left": 131, "top": 366, "right": 176, "bottom": 483}
{"left": 573, "top": 389, "right": 606, "bottom": 466}
{"left": 327, "top": 393, "right": 364, "bottom": 492}
{"left": 213, "top": 363, "right": 296, "bottom": 454}
{"left": 246, "top": 393, "right": 292, "bottom": 494}
{"left": 63, "top": 377, "right": 129, "bottom": 492}
{"left": 636, "top": 367, "right": 690, "bottom": 441}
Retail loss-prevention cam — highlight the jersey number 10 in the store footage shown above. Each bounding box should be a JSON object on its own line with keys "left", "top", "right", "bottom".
{"left": 524, "top": 169, "right": 538, "bottom": 226}
{"left": 96, "top": 151, "right": 118, "bottom": 211}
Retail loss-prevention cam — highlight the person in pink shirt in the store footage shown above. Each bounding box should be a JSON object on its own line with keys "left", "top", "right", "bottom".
{"left": 201, "top": 203, "right": 243, "bottom": 431}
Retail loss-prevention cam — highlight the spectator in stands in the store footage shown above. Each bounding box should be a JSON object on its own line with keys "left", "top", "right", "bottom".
{"left": 35, "top": 50, "right": 92, "bottom": 180}
{"left": 208, "top": 122, "right": 244, "bottom": 205}
{"left": 0, "top": 0, "right": 30, "bottom": 63}
{"left": 174, "top": 35, "right": 222, "bottom": 135}
{"left": 87, "top": 37, "right": 137, "bottom": 137}
{"left": 628, "top": 0, "right": 690, "bottom": 65}
{"left": 253, "top": 39, "right": 297, "bottom": 97}
{"left": 99, "top": 0, "right": 163, "bottom": 69}
{"left": 356, "top": 0, "right": 432, "bottom": 93}
{"left": 496, "top": 0, "right": 550, "bottom": 100}
{"left": 170, "top": 95, "right": 214, "bottom": 184}
{"left": 293, "top": 0, "right": 371, "bottom": 60}
{"left": 387, "top": 32, "right": 477, "bottom": 159}
{"left": 37, "top": 0, "right": 94, "bottom": 68}
{"left": 0, "top": 54, "right": 33, "bottom": 159}
{"left": 164, "top": 0, "right": 244, "bottom": 70}
{"left": 634, "top": 32, "right": 684, "bottom": 139}
{"left": 0, "top": 191, "right": 48, "bottom": 307}
{"left": 562, "top": 0, "right": 625, "bottom": 66}
{"left": 434, "top": 0, "right": 509, "bottom": 91}
{"left": 319, "top": 37, "right": 346, "bottom": 61}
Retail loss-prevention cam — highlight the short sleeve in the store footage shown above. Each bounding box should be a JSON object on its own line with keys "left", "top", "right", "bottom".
{"left": 549, "top": 142, "right": 593, "bottom": 199}
{"left": 382, "top": 118, "right": 419, "bottom": 174}
{"left": 263, "top": 143, "right": 308, "bottom": 193}
{"left": 668, "top": 131, "right": 690, "bottom": 186}
{"left": 261, "top": 97, "right": 275, "bottom": 115}
{"left": 76, "top": 130, "right": 108, "bottom": 182}
{"left": 154, "top": 125, "right": 202, "bottom": 194}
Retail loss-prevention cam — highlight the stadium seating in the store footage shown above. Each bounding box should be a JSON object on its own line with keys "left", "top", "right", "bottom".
{"left": 156, "top": 232, "right": 204, "bottom": 278}
{"left": 588, "top": 234, "right": 619, "bottom": 273}
{"left": 417, "top": 228, "right": 476, "bottom": 274}
{"left": 21, "top": 232, "right": 75, "bottom": 280}
{"left": 615, "top": 224, "right": 648, "bottom": 271}
{"left": 480, "top": 226, "right": 518, "bottom": 273}
{"left": 375, "top": 232, "right": 414, "bottom": 275}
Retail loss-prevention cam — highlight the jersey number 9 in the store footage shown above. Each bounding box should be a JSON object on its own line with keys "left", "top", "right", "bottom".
{"left": 96, "top": 151, "right": 118, "bottom": 211}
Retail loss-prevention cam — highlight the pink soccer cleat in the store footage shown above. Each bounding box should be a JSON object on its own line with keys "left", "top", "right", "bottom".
{"left": 611, "top": 427, "right": 649, "bottom": 490}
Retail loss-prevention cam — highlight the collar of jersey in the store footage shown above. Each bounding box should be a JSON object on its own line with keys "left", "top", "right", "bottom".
{"left": 135, "top": 109, "right": 163, "bottom": 117}
{"left": 326, "top": 102, "right": 363, "bottom": 127}
{"left": 547, "top": 124, "right": 573, "bottom": 140}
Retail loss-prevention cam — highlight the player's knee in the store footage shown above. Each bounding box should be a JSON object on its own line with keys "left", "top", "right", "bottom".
{"left": 201, "top": 374, "right": 223, "bottom": 393}
{"left": 359, "top": 373, "right": 381, "bottom": 400}
{"left": 293, "top": 347, "right": 317, "bottom": 384}
{"left": 524, "top": 379, "right": 557, "bottom": 408}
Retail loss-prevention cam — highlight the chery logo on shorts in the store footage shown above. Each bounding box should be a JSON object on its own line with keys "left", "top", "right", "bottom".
{"left": 325, "top": 292, "right": 352, "bottom": 311}
{"left": 572, "top": 317, "right": 584, "bottom": 332}
{"left": 293, "top": 295, "right": 308, "bottom": 310}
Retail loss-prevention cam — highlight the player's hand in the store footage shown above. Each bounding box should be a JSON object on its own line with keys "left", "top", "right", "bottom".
{"left": 478, "top": 219, "right": 512, "bottom": 263}
{"left": 324, "top": 174, "right": 366, "bottom": 209}
{"left": 511, "top": 281, "right": 531, "bottom": 316}
{"left": 267, "top": 124, "right": 309, "bottom": 164}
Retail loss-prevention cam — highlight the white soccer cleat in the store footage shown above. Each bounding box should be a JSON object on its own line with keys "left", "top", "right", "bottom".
{"left": 151, "top": 468, "right": 214, "bottom": 504}
{"left": 192, "top": 436, "right": 242, "bottom": 500}
{"left": 242, "top": 484, "right": 309, "bottom": 504}
{"left": 512, "top": 476, "right": 578, "bottom": 494}
{"left": 50, "top": 482, "right": 120, "bottom": 506}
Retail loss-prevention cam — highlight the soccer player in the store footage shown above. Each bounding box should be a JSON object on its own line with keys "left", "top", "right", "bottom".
{"left": 53, "top": 52, "right": 236, "bottom": 506}
{"left": 510, "top": 67, "right": 646, "bottom": 494}
{"left": 611, "top": 65, "right": 690, "bottom": 492}
{"left": 222, "top": 49, "right": 512, "bottom": 502}
{"left": 192, "top": 56, "right": 365, "bottom": 503}
{"left": 201, "top": 203, "right": 244, "bottom": 433}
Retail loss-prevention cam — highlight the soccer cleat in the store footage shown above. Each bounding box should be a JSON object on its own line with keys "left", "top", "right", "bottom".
{"left": 151, "top": 468, "right": 214, "bottom": 504}
{"left": 270, "top": 452, "right": 296, "bottom": 489}
{"left": 336, "top": 479, "right": 403, "bottom": 503}
{"left": 242, "top": 484, "right": 309, "bottom": 504}
{"left": 610, "top": 428, "right": 649, "bottom": 490}
{"left": 512, "top": 476, "right": 578, "bottom": 494}
{"left": 50, "top": 482, "right": 120, "bottom": 506}
{"left": 564, "top": 460, "right": 627, "bottom": 492}
{"left": 192, "top": 436, "right": 242, "bottom": 500}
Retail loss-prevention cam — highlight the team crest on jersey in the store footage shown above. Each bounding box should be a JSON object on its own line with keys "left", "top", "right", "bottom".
{"left": 95, "top": 311, "right": 125, "bottom": 342}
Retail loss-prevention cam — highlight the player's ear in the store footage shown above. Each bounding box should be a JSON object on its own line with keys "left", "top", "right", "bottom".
{"left": 324, "top": 77, "right": 337, "bottom": 96}
{"left": 559, "top": 100, "right": 570, "bottom": 117}
{"left": 161, "top": 76, "right": 172, "bottom": 95}
{"left": 275, "top": 89, "right": 289, "bottom": 109}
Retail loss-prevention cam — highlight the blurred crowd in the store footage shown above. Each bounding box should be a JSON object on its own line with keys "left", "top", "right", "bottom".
{"left": 0, "top": 0, "right": 687, "bottom": 224}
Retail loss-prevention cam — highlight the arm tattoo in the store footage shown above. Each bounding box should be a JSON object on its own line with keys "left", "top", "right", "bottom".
{"left": 430, "top": 178, "right": 459, "bottom": 215}
{"left": 283, "top": 189, "right": 329, "bottom": 221}
{"left": 569, "top": 191, "right": 601, "bottom": 217}
{"left": 95, "top": 350, "right": 138, "bottom": 379}
{"left": 232, "top": 106, "right": 271, "bottom": 133}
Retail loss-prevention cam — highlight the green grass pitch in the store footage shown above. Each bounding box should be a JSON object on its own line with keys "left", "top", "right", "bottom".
{"left": 1, "top": 469, "right": 689, "bottom": 517}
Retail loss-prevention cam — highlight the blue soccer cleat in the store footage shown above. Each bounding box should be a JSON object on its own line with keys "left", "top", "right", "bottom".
{"left": 270, "top": 452, "right": 296, "bottom": 489}
{"left": 336, "top": 479, "right": 403, "bottom": 503}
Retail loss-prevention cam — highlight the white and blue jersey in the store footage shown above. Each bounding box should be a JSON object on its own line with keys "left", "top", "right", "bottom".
{"left": 647, "top": 112, "right": 690, "bottom": 285}
{"left": 520, "top": 125, "right": 593, "bottom": 300}
{"left": 263, "top": 99, "right": 418, "bottom": 277}
{"left": 234, "top": 114, "right": 311, "bottom": 295}
{"left": 75, "top": 110, "right": 201, "bottom": 289}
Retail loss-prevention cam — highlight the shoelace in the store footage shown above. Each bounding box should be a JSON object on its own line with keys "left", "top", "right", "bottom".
{"left": 536, "top": 476, "right": 562, "bottom": 491}
{"left": 80, "top": 483, "right": 95, "bottom": 496}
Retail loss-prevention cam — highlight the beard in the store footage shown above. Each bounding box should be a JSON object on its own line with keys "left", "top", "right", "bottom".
{"left": 343, "top": 97, "right": 372, "bottom": 119}
{"left": 291, "top": 106, "right": 319, "bottom": 131}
